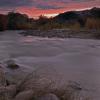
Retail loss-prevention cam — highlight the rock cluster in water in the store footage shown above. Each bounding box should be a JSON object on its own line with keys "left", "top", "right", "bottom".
{"left": 20, "top": 29, "right": 100, "bottom": 39}
{"left": 0, "top": 61, "right": 91, "bottom": 100}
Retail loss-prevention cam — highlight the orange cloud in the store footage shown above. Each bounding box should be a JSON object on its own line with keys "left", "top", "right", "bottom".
{"left": 0, "top": 0, "right": 100, "bottom": 18}
{"left": 16, "top": 0, "right": 100, "bottom": 18}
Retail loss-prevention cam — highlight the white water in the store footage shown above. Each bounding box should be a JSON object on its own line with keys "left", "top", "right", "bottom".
{"left": 0, "top": 31, "right": 100, "bottom": 99}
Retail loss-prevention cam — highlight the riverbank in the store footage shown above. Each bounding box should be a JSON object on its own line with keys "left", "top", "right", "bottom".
{"left": 19, "top": 29, "right": 100, "bottom": 39}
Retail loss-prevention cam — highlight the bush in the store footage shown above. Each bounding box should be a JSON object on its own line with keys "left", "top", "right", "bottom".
{"left": 66, "top": 22, "right": 81, "bottom": 30}
{"left": 16, "top": 23, "right": 33, "bottom": 30}
{"left": 0, "top": 14, "right": 8, "bottom": 31}
{"left": 7, "top": 12, "right": 34, "bottom": 30}
{"left": 37, "top": 22, "right": 62, "bottom": 30}
{"left": 85, "top": 18, "right": 100, "bottom": 30}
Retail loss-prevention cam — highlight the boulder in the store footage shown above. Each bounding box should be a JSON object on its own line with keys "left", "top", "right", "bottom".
{"left": 14, "top": 90, "right": 34, "bottom": 100}
{"left": 0, "top": 86, "right": 8, "bottom": 100}
{"left": 0, "top": 67, "right": 6, "bottom": 86}
{"left": 0, "top": 85, "right": 17, "bottom": 100}
{"left": 0, "top": 67, "right": 8, "bottom": 100}
{"left": 37, "top": 93, "right": 60, "bottom": 100}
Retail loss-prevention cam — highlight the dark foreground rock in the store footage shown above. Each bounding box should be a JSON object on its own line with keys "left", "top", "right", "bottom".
{"left": 6, "top": 60, "right": 19, "bottom": 69}
{"left": 0, "top": 66, "right": 17, "bottom": 100}
{"left": 0, "top": 67, "right": 7, "bottom": 100}
{"left": 0, "top": 63, "right": 92, "bottom": 100}
{"left": 0, "top": 67, "right": 6, "bottom": 86}
{"left": 37, "top": 93, "right": 60, "bottom": 100}
{"left": 14, "top": 90, "right": 34, "bottom": 100}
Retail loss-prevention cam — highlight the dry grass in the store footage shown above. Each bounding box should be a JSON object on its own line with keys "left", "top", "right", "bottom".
{"left": 85, "top": 18, "right": 100, "bottom": 30}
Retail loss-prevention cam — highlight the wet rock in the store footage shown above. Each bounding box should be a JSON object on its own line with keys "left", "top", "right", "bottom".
{"left": 6, "top": 60, "right": 19, "bottom": 69}
{"left": 14, "top": 90, "right": 34, "bottom": 100}
{"left": 6, "top": 85, "right": 17, "bottom": 98}
{"left": 0, "top": 67, "right": 6, "bottom": 86}
{"left": 0, "top": 67, "right": 8, "bottom": 100}
{"left": 0, "top": 85, "right": 16, "bottom": 100}
{"left": 62, "top": 81, "right": 84, "bottom": 100}
{"left": 0, "top": 86, "right": 9, "bottom": 100}
{"left": 68, "top": 81, "right": 82, "bottom": 91}
{"left": 37, "top": 93, "right": 60, "bottom": 100}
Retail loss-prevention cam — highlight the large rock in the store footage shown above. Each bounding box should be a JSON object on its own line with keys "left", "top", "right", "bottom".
{"left": 0, "top": 84, "right": 16, "bottom": 100}
{"left": 0, "top": 66, "right": 17, "bottom": 100}
{"left": 6, "top": 85, "right": 17, "bottom": 99}
{"left": 0, "top": 86, "right": 9, "bottom": 100}
{"left": 14, "top": 90, "right": 34, "bottom": 100}
{"left": 37, "top": 93, "right": 60, "bottom": 100}
{"left": 0, "top": 67, "right": 6, "bottom": 86}
{"left": 0, "top": 67, "right": 8, "bottom": 100}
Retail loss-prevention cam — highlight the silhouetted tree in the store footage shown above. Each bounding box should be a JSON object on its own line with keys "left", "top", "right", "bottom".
{"left": 7, "top": 12, "right": 29, "bottom": 30}
{"left": 37, "top": 15, "right": 49, "bottom": 25}
{"left": 0, "top": 14, "right": 8, "bottom": 31}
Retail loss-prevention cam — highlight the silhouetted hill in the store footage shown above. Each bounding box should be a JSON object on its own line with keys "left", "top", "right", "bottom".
{"left": 54, "top": 7, "right": 100, "bottom": 26}
{"left": 89, "top": 7, "right": 100, "bottom": 17}
{"left": 55, "top": 11, "right": 79, "bottom": 21}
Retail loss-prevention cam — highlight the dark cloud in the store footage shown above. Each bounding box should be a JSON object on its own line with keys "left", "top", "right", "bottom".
{"left": 72, "top": 0, "right": 94, "bottom": 2}
{"left": 0, "top": 0, "right": 98, "bottom": 9}
{"left": 0, "top": 0, "right": 33, "bottom": 7}
{"left": 36, "top": 5, "right": 63, "bottom": 9}
{"left": 0, "top": 0, "right": 65, "bottom": 9}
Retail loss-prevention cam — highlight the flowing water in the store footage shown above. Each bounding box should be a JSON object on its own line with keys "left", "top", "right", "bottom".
{"left": 0, "top": 30, "right": 100, "bottom": 99}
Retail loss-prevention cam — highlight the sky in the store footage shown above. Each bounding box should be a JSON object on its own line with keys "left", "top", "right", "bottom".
{"left": 0, "top": 0, "right": 100, "bottom": 18}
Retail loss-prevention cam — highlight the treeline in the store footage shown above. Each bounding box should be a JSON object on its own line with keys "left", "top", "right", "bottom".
{"left": 0, "top": 7, "right": 100, "bottom": 31}
{"left": 0, "top": 14, "right": 8, "bottom": 31}
{"left": 33, "top": 16, "right": 100, "bottom": 30}
{"left": 0, "top": 12, "right": 35, "bottom": 31}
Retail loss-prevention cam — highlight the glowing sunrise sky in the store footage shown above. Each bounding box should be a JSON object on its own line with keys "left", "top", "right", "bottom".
{"left": 0, "top": 0, "right": 100, "bottom": 18}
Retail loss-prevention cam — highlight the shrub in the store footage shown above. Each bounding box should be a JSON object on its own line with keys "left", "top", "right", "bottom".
{"left": 37, "top": 15, "right": 49, "bottom": 25}
{"left": 7, "top": 12, "right": 33, "bottom": 30}
{"left": 67, "top": 22, "right": 81, "bottom": 30}
{"left": 0, "top": 14, "right": 8, "bottom": 31}
{"left": 85, "top": 18, "right": 100, "bottom": 30}
{"left": 37, "top": 22, "right": 62, "bottom": 30}
{"left": 16, "top": 23, "right": 33, "bottom": 30}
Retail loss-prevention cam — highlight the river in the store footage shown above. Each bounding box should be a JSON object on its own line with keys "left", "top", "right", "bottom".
{"left": 0, "top": 30, "right": 100, "bottom": 99}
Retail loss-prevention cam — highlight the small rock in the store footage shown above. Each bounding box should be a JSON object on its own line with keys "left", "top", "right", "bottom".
{"left": 6, "top": 60, "right": 19, "bottom": 69}
{"left": 37, "top": 93, "right": 60, "bottom": 100}
{"left": 68, "top": 81, "right": 82, "bottom": 91}
{"left": 14, "top": 90, "right": 34, "bottom": 100}
{"left": 0, "top": 85, "right": 17, "bottom": 100}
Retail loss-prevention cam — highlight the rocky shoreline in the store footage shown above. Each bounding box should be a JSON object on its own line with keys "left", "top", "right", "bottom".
{"left": 20, "top": 29, "right": 100, "bottom": 39}
{"left": 0, "top": 61, "right": 91, "bottom": 100}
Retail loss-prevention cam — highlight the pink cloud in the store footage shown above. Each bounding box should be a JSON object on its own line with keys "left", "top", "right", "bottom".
{"left": 0, "top": 0, "right": 100, "bottom": 18}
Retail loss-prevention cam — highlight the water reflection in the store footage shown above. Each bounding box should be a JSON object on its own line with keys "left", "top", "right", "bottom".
{"left": 20, "top": 36, "right": 35, "bottom": 43}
